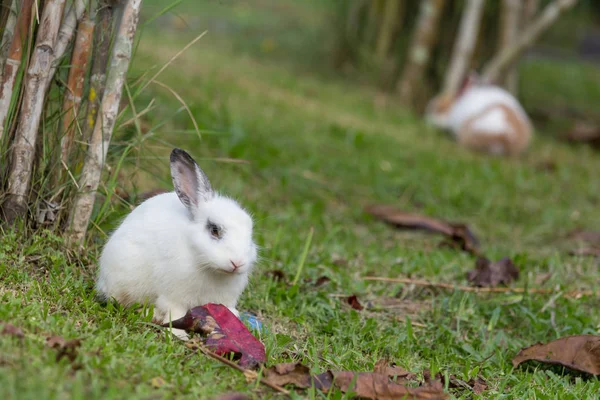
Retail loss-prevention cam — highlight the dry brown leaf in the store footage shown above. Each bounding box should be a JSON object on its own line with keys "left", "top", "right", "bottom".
{"left": 332, "top": 371, "right": 447, "bottom": 399}
{"left": 373, "top": 359, "right": 414, "bottom": 381}
{"left": 263, "top": 362, "right": 332, "bottom": 390}
{"left": 570, "top": 248, "right": 600, "bottom": 257}
{"left": 512, "top": 335, "right": 600, "bottom": 376}
{"left": 1, "top": 323, "right": 24, "bottom": 339}
{"left": 568, "top": 230, "right": 600, "bottom": 257}
{"left": 264, "top": 363, "right": 446, "bottom": 398}
{"left": 566, "top": 121, "right": 600, "bottom": 148}
{"left": 346, "top": 295, "right": 364, "bottom": 311}
{"left": 264, "top": 362, "right": 312, "bottom": 388}
{"left": 569, "top": 230, "right": 600, "bottom": 245}
{"left": 265, "top": 269, "right": 286, "bottom": 282}
{"left": 467, "top": 257, "right": 519, "bottom": 287}
{"left": 46, "top": 336, "right": 82, "bottom": 362}
{"left": 314, "top": 276, "right": 331, "bottom": 287}
{"left": 365, "top": 205, "right": 479, "bottom": 255}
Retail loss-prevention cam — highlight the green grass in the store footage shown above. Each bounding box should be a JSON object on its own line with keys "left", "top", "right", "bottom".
{"left": 2, "top": 1, "right": 600, "bottom": 399}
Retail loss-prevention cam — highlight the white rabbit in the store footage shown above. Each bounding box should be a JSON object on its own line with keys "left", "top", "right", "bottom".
{"left": 425, "top": 74, "right": 533, "bottom": 156}
{"left": 97, "top": 148, "right": 258, "bottom": 339}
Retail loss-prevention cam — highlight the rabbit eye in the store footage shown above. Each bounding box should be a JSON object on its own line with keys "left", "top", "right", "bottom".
{"left": 207, "top": 222, "right": 221, "bottom": 239}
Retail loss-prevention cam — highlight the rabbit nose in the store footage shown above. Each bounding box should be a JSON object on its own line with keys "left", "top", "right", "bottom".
{"left": 230, "top": 260, "right": 244, "bottom": 270}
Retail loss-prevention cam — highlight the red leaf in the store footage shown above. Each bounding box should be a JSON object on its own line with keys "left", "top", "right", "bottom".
{"left": 165, "top": 304, "right": 266, "bottom": 369}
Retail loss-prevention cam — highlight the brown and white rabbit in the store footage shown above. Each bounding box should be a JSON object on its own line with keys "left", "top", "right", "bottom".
{"left": 425, "top": 74, "right": 533, "bottom": 156}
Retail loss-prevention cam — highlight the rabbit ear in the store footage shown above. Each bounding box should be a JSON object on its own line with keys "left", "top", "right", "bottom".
{"left": 170, "top": 148, "right": 214, "bottom": 212}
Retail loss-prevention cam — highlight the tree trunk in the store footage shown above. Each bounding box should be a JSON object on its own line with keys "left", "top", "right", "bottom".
{"left": 442, "top": 0, "right": 486, "bottom": 96}
{"left": 375, "top": 0, "right": 404, "bottom": 60}
{"left": 498, "top": 0, "right": 522, "bottom": 93}
{"left": 2, "top": 0, "right": 66, "bottom": 225}
{"left": 82, "top": 1, "right": 115, "bottom": 145}
{"left": 524, "top": 0, "right": 540, "bottom": 22}
{"left": 482, "top": 0, "right": 579, "bottom": 83}
{"left": 0, "top": 0, "right": 34, "bottom": 142}
{"left": 398, "top": 0, "right": 447, "bottom": 106}
{"left": 59, "top": 16, "right": 94, "bottom": 169}
{"left": 365, "top": 0, "right": 384, "bottom": 47}
{"left": 0, "top": 0, "right": 18, "bottom": 80}
{"left": 67, "top": 0, "right": 143, "bottom": 246}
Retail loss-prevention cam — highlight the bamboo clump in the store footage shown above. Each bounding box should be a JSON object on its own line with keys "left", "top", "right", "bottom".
{"left": 0, "top": 0, "right": 144, "bottom": 247}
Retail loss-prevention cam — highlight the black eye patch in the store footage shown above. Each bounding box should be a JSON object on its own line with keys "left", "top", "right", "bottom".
{"left": 206, "top": 221, "right": 222, "bottom": 239}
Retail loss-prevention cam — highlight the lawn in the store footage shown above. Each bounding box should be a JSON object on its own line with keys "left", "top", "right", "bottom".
{"left": 1, "top": 1, "right": 600, "bottom": 399}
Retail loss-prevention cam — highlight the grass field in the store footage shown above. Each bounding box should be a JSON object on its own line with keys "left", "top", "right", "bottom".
{"left": 2, "top": 1, "right": 600, "bottom": 399}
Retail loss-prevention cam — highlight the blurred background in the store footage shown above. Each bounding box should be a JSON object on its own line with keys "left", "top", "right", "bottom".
{"left": 96, "top": 0, "right": 600, "bottom": 255}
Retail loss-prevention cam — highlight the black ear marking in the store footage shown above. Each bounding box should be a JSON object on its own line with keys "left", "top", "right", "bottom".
{"left": 170, "top": 149, "right": 214, "bottom": 214}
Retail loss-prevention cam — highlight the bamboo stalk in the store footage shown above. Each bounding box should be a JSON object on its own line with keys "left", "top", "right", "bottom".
{"left": 524, "top": 0, "right": 540, "bottom": 22}
{"left": 0, "top": 0, "right": 18, "bottom": 79}
{"left": 375, "top": 0, "right": 403, "bottom": 60}
{"left": 43, "top": 0, "right": 88, "bottom": 94}
{"left": 2, "top": 0, "right": 66, "bottom": 224}
{"left": 482, "top": 0, "right": 578, "bottom": 83}
{"left": 82, "top": 1, "right": 114, "bottom": 144}
{"left": 442, "top": 0, "right": 486, "bottom": 97}
{"left": 59, "top": 16, "right": 94, "bottom": 166}
{"left": 398, "top": 0, "right": 447, "bottom": 106}
{"left": 498, "top": 0, "right": 522, "bottom": 93}
{"left": 67, "top": 0, "right": 143, "bottom": 245}
{"left": 0, "top": 0, "right": 35, "bottom": 141}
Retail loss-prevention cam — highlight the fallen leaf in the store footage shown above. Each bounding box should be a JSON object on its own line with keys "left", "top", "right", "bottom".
{"left": 46, "top": 336, "right": 82, "bottom": 362}
{"left": 512, "top": 335, "right": 600, "bottom": 376}
{"left": 346, "top": 295, "right": 364, "bottom": 311}
{"left": 151, "top": 376, "right": 166, "bottom": 389}
{"left": 263, "top": 362, "right": 332, "bottom": 390}
{"left": 265, "top": 269, "right": 286, "bottom": 282}
{"left": 365, "top": 205, "right": 480, "bottom": 255}
{"left": 332, "top": 371, "right": 448, "bottom": 399}
{"left": 373, "top": 359, "right": 414, "bottom": 381}
{"left": 570, "top": 248, "right": 600, "bottom": 257}
{"left": 567, "top": 230, "right": 600, "bottom": 257}
{"left": 469, "top": 377, "right": 487, "bottom": 395}
{"left": 467, "top": 257, "right": 519, "bottom": 287}
{"left": 566, "top": 120, "right": 600, "bottom": 148}
{"left": 569, "top": 230, "right": 600, "bottom": 245}
{"left": 314, "top": 276, "right": 331, "bottom": 287}
{"left": 1, "top": 323, "right": 24, "bottom": 339}
{"left": 264, "top": 363, "right": 446, "bottom": 398}
{"left": 264, "top": 363, "right": 312, "bottom": 388}
{"left": 165, "top": 304, "right": 266, "bottom": 369}
{"left": 435, "top": 371, "right": 488, "bottom": 395}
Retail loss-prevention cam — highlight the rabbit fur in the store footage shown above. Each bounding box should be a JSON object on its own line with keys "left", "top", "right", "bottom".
{"left": 97, "top": 148, "right": 258, "bottom": 339}
{"left": 426, "top": 75, "right": 533, "bottom": 156}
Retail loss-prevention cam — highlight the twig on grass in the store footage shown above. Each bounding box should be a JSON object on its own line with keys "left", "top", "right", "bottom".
{"left": 363, "top": 276, "right": 595, "bottom": 298}
{"left": 195, "top": 344, "right": 290, "bottom": 395}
